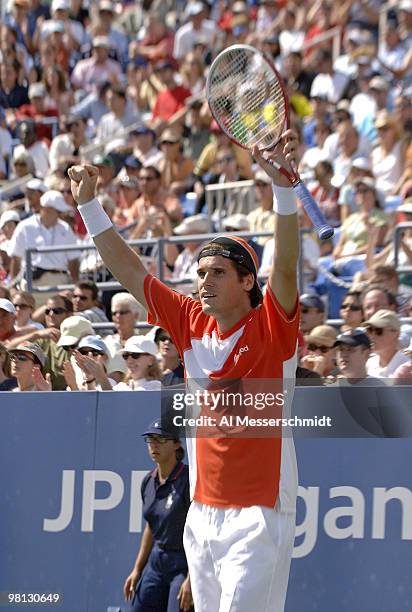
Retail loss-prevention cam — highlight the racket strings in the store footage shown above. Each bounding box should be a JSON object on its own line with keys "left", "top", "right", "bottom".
{"left": 208, "top": 48, "right": 286, "bottom": 148}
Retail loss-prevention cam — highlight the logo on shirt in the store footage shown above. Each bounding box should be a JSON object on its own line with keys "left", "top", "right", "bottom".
{"left": 233, "top": 345, "right": 249, "bottom": 364}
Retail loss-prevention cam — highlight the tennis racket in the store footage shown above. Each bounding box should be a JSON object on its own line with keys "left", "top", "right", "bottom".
{"left": 206, "top": 44, "right": 334, "bottom": 241}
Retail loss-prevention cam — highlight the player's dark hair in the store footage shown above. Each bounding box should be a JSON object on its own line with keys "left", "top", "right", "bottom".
{"left": 199, "top": 241, "right": 262, "bottom": 308}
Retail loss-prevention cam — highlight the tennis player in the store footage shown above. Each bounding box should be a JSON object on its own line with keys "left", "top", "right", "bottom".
{"left": 68, "top": 130, "right": 300, "bottom": 612}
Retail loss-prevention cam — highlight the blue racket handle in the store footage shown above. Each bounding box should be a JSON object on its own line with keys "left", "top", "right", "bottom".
{"left": 293, "top": 180, "right": 334, "bottom": 241}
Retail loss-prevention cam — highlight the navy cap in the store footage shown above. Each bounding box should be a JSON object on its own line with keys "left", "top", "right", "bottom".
{"left": 124, "top": 155, "right": 142, "bottom": 169}
{"left": 131, "top": 126, "right": 156, "bottom": 138}
{"left": 334, "top": 328, "right": 371, "bottom": 349}
{"left": 142, "top": 419, "right": 177, "bottom": 439}
{"left": 300, "top": 293, "right": 325, "bottom": 311}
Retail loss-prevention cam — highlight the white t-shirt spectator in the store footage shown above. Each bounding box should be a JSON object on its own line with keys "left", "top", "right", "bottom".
{"left": 173, "top": 19, "right": 215, "bottom": 59}
{"left": 113, "top": 378, "right": 161, "bottom": 391}
{"left": 8, "top": 215, "right": 80, "bottom": 271}
{"left": 366, "top": 350, "right": 409, "bottom": 378}
{"left": 310, "top": 72, "right": 349, "bottom": 104}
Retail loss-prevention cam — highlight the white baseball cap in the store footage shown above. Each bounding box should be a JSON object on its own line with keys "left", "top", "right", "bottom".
{"left": 40, "top": 190, "right": 71, "bottom": 213}
{"left": 0, "top": 298, "right": 16, "bottom": 315}
{"left": 187, "top": 1, "right": 204, "bottom": 16}
{"left": 51, "top": 0, "right": 70, "bottom": 12}
{"left": 26, "top": 179, "right": 48, "bottom": 193}
{"left": 399, "top": 0, "right": 412, "bottom": 12}
{"left": 120, "top": 336, "right": 158, "bottom": 357}
{"left": 397, "top": 199, "right": 412, "bottom": 214}
{"left": 0, "top": 210, "right": 20, "bottom": 229}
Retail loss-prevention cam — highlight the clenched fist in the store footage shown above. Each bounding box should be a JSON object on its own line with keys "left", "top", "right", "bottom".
{"left": 67, "top": 164, "right": 99, "bottom": 206}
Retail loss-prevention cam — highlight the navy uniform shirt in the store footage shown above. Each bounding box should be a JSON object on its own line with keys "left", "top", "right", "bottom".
{"left": 141, "top": 461, "right": 190, "bottom": 551}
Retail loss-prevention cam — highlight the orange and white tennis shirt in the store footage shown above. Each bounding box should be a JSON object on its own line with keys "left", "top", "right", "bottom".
{"left": 144, "top": 274, "right": 299, "bottom": 512}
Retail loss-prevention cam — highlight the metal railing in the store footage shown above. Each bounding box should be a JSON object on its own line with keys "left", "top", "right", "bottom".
{"left": 205, "top": 180, "right": 257, "bottom": 230}
{"left": 24, "top": 229, "right": 308, "bottom": 294}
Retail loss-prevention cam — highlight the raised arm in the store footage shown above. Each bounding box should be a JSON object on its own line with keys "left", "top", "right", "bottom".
{"left": 253, "top": 131, "right": 300, "bottom": 316}
{"left": 68, "top": 165, "right": 149, "bottom": 309}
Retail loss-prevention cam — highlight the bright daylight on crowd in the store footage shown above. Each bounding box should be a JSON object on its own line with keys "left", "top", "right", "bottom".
{"left": 1, "top": 0, "right": 412, "bottom": 611}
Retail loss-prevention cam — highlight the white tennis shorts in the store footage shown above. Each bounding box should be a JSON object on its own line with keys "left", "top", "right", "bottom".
{"left": 183, "top": 501, "right": 296, "bottom": 612}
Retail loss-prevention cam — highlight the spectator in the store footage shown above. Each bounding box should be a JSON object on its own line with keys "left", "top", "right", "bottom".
{"left": 0, "top": 342, "right": 17, "bottom": 391}
{"left": 307, "top": 160, "right": 341, "bottom": 229}
{"left": 49, "top": 115, "right": 88, "bottom": 173}
{"left": 334, "top": 327, "right": 373, "bottom": 382}
{"left": 10, "top": 149, "right": 35, "bottom": 179}
{"left": 72, "top": 280, "right": 108, "bottom": 323}
{"left": 39, "top": 0, "right": 85, "bottom": 51}
{"left": 332, "top": 177, "right": 388, "bottom": 262}
{"left": 0, "top": 210, "right": 20, "bottom": 277}
{"left": 247, "top": 170, "right": 275, "bottom": 245}
{"left": 339, "top": 291, "right": 364, "bottom": 331}
{"left": 361, "top": 285, "right": 398, "bottom": 321}
{"left": 371, "top": 110, "right": 405, "bottom": 196}
{"left": 15, "top": 81, "right": 59, "bottom": 142}
{"left": 9, "top": 341, "right": 51, "bottom": 391}
{"left": 12, "top": 291, "right": 43, "bottom": 330}
{"left": 7, "top": 293, "right": 73, "bottom": 390}
{"left": 165, "top": 214, "right": 210, "bottom": 290}
{"left": 299, "top": 293, "right": 326, "bottom": 333}
{"left": 105, "top": 292, "right": 145, "bottom": 354}
{"left": 71, "top": 35, "right": 121, "bottom": 93}
{"left": 158, "top": 128, "right": 194, "bottom": 196}
{"left": 309, "top": 48, "right": 349, "bottom": 104}
{"left": 24, "top": 179, "right": 48, "bottom": 215}
{"left": 131, "top": 126, "right": 163, "bottom": 167}
{"left": 151, "top": 60, "right": 191, "bottom": 124}
{"left": 301, "top": 324, "right": 339, "bottom": 380}
{"left": 129, "top": 15, "right": 174, "bottom": 64}
{"left": 42, "top": 64, "right": 74, "bottom": 117}
{"left": 68, "top": 335, "right": 113, "bottom": 390}
{"left": 365, "top": 310, "right": 409, "bottom": 378}
{"left": 0, "top": 299, "right": 36, "bottom": 345}
{"left": 114, "top": 336, "right": 162, "bottom": 390}
{"left": 8, "top": 191, "right": 80, "bottom": 305}
{"left": 154, "top": 327, "right": 184, "bottom": 386}
{"left": 70, "top": 80, "right": 111, "bottom": 129}
{"left": 92, "top": 1, "right": 128, "bottom": 64}
{"left": 13, "top": 120, "right": 50, "bottom": 178}
{"left": 393, "top": 338, "right": 412, "bottom": 383}
{"left": 173, "top": 2, "right": 214, "bottom": 61}
{"left": 179, "top": 51, "right": 205, "bottom": 95}
{"left": 127, "top": 166, "right": 182, "bottom": 226}
{"left": 283, "top": 51, "right": 314, "bottom": 100}
{"left": 92, "top": 154, "right": 117, "bottom": 192}
{"left": 0, "top": 59, "right": 29, "bottom": 109}
{"left": 96, "top": 84, "right": 142, "bottom": 144}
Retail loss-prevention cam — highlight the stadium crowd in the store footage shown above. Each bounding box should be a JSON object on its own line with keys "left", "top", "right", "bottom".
{"left": 1, "top": 0, "right": 412, "bottom": 391}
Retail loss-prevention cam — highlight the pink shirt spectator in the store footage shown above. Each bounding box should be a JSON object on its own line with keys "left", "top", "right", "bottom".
{"left": 71, "top": 57, "right": 121, "bottom": 92}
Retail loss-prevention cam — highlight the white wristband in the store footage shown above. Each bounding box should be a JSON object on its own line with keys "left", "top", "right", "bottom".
{"left": 78, "top": 198, "right": 112, "bottom": 238}
{"left": 272, "top": 184, "right": 297, "bottom": 215}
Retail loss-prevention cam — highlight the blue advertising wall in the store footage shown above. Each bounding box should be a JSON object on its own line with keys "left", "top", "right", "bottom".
{"left": 1, "top": 389, "right": 412, "bottom": 612}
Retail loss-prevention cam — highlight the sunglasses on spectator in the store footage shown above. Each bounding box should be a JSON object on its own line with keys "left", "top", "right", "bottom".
{"left": 217, "top": 156, "right": 234, "bottom": 163}
{"left": 307, "top": 344, "right": 331, "bottom": 353}
{"left": 62, "top": 343, "right": 78, "bottom": 351}
{"left": 367, "top": 326, "right": 384, "bottom": 336}
{"left": 45, "top": 307, "right": 67, "bottom": 315}
{"left": 341, "top": 303, "right": 362, "bottom": 311}
{"left": 144, "top": 435, "right": 172, "bottom": 444}
{"left": 112, "top": 309, "right": 131, "bottom": 316}
{"left": 78, "top": 348, "right": 104, "bottom": 357}
{"left": 161, "top": 140, "right": 178, "bottom": 145}
{"left": 13, "top": 303, "right": 31, "bottom": 310}
{"left": 123, "top": 352, "right": 146, "bottom": 360}
{"left": 158, "top": 334, "right": 171, "bottom": 342}
{"left": 139, "top": 176, "right": 157, "bottom": 182}
{"left": 73, "top": 294, "right": 88, "bottom": 301}
{"left": 11, "top": 353, "right": 35, "bottom": 363}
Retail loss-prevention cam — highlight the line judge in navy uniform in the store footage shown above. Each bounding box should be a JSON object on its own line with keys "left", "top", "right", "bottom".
{"left": 124, "top": 420, "right": 193, "bottom": 612}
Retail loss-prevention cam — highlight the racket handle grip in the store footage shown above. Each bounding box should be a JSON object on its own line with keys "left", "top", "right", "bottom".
{"left": 293, "top": 180, "right": 334, "bottom": 241}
